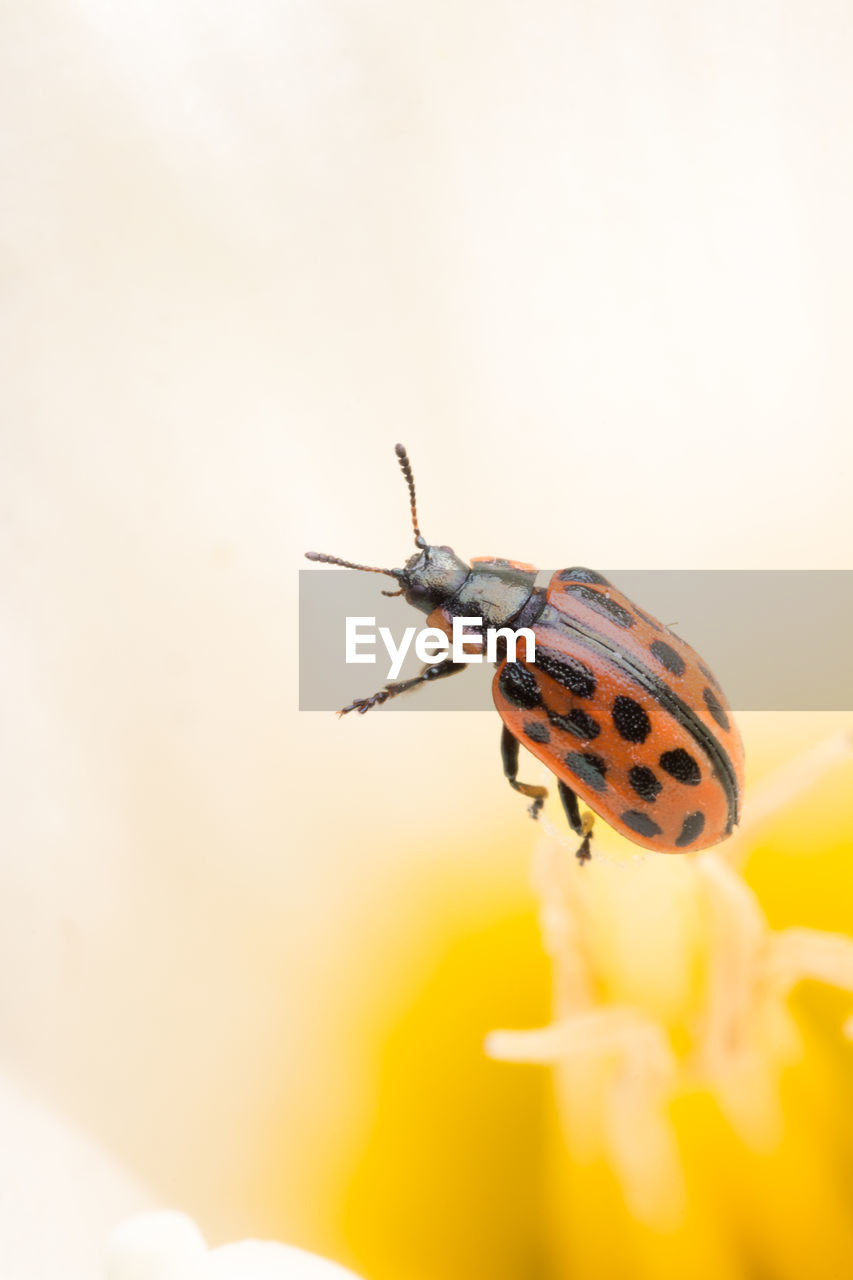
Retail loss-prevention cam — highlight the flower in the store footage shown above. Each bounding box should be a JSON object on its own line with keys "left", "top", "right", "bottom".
{"left": 485, "top": 733, "right": 853, "bottom": 1273}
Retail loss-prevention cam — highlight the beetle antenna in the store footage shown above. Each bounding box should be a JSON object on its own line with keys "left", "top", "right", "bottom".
{"left": 305, "top": 551, "right": 404, "bottom": 582}
{"left": 395, "top": 443, "right": 427, "bottom": 549}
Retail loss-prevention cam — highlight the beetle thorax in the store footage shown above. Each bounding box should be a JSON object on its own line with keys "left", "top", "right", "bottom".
{"left": 401, "top": 547, "right": 542, "bottom": 632}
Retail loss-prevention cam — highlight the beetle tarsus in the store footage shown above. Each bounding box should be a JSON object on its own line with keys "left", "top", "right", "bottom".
{"left": 573, "top": 813, "right": 595, "bottom": 866}
{"left": 338, "top": 658, "right": 466, "bottom": 716}
{"left": 574, "top": 832, "right": 593, "bottom": 865}
{"left": 339, "top": 691, "right": 387, "bottom": 715}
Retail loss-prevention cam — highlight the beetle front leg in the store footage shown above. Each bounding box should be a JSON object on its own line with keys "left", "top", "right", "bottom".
{"left": 501, "top": 725, "right": 549, "bottom": 819}
{"left": 339, "top": 658, "right": 467, "bottom": 715}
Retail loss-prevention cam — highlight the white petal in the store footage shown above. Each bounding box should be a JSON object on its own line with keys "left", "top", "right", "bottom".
{"left": 206, "top": 1240, "right": 365, "bottom": 1279}
{"left": 105, "top": 1211, "right": 206, "bottom": 1280}
{"left": 0, "top": 1072, "right": 152, "bottom": 1280}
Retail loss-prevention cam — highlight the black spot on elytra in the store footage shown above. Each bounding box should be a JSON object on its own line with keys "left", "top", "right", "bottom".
{"left": 620, "top": 810, "right": 662, "bottom": 838}
{"left": 659, "top": 747, "right": 701, "bottom": 785}
{"left": 560, "top": 583, "right": 636, "bottom": 629}
{"left": 628, "top": 764, "right": 662, "bottom": 802}
{"left": 650, "top": 639, "right": 686, "bottom": 677}
{"left": 703, "top": 686, "right": 730, "bottom": 732}
{"left": 523, "top": 721, "right": 550, "bottom": 744}
{"left": 499, "top": 663, "right": 541, "bottom": 710}
{"left": 563, "top": 751, "right": 608, "bottom": 792}
{"left": 699, "top": 662, "right": 722, "bottom": 692}
{"left": 547, "top": 707, "right": 601, "bottom": 740}
{"left": 557, "top": 566, "right": 611, "bottom": 586}
{"left": 612, "top": 695, "right": 651, "bottom": 743}
{"left": 534, "top": 648, "right": 596, "bottom": 698}
{"left": 675, "top": 811, "right": 706, "bottom": 847}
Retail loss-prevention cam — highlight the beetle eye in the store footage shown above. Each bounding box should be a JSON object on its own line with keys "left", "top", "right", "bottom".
{"left": 408, "top": 583, "right": 428, "bottom": 599}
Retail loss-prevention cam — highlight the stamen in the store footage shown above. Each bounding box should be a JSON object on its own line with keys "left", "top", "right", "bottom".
{"left": 696, "top": 853, "right": 765, "bottom": 1073}
{"left": 764, "top": 927, "right": 853, "bottom": 998}
{"left": 485, "top": 1007, "right": 674, "bottom": 1070}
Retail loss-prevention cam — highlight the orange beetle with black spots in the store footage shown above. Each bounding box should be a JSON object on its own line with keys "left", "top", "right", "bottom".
{"left": 306, "top": 445, "right": 744, "bottom": 864}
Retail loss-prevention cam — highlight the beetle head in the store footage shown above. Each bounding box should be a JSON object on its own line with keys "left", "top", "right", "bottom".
{"left": 399, "top": 543, "right": 468, "bottom": 614}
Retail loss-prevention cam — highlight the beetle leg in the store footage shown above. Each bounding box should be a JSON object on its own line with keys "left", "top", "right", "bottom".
{"left": 338, "top": 658, "right": 467, "bottom": 715}
{"left": 501, "top": 725, "right": 549, "bottom": 819}
{"left": 557, "top": 779, "right": 583, "bottom": 835}
{"left": 558, "top": 780, "right": 595, "bottom": 865}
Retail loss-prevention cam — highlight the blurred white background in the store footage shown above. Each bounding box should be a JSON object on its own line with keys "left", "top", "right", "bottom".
{"left": 2, "top": 2, "right": 852, "bottom": 1276}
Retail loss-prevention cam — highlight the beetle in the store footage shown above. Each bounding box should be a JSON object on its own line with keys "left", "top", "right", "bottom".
{"left": 306, "top": 444, "right": 744, "bottom": 863}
